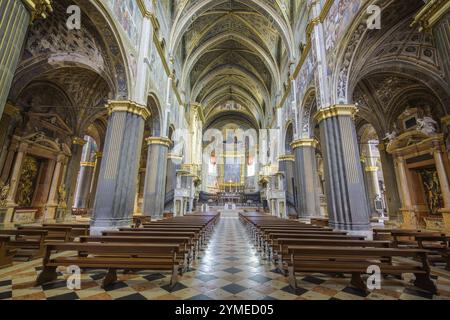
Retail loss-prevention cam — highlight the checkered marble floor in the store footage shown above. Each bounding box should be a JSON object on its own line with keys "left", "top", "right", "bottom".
{"left": 1, "top": 216, "right": 450, "bottom": 300}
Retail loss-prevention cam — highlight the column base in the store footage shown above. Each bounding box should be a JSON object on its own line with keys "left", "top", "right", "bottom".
{"left": 44, "top": 205, "right": 58, "bottom": 222}
{"left": 329, "top": 220, "right": 371, "bottom": 231}
{"left": 90, "top": 218, "right": 133, "bottom": 235}
{"left": 4, "top": 204, "right": 17, "bottom": 225}
{"left": 400, "top": 208, "right": 425, "bottom": 229}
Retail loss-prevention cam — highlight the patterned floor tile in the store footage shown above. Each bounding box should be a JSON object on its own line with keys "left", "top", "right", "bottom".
{"left": 1, "top": 214, "right": 449, "bottom": 300}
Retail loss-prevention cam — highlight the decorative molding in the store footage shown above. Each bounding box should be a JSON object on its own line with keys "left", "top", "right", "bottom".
{"left": 72, "top": 137, "right": 87, "bottom": 146}
{"left": 22, "top": 0, "right": 53, "bottom": 21}
{"left": 80, "top": 162, "right": 95, "bottom": 168}
{"left": 146, "top": 136, "right": 172, "bottom": 147}
{"left": 107, "top": 100, "right": 151, "bottom": 120}
{"left": 313, "top": 105, "right": 358, "bottom": 124}
{"left": 277, "top": 0, "right": 333, "bottom": 109}
{"left": 278, "top": 154, "right": 295, "bottom": 162}
{"left": 411, "top": 0, "right": 450, "bottom": 31}
{"left": 3, "top": 103, "right": 21, "bottom": 118}
{"left": 441, "top": 115, "right": 450, "bottom": 127}
{"left": 291, "top": 138, "right": 318, "bottom": 149}
{"left": 365, "top": 166, "right": 379, "bottom": 172}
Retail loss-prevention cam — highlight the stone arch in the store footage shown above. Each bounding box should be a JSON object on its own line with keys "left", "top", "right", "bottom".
{"left": 147, "top": 93, "right": 163, "bottom": 137}
{"left": 299, "top": 87, "right": 318, "bottom": 139}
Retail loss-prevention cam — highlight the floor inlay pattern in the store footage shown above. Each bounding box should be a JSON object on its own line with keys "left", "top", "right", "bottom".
{"left": 0, "top": 216, "right": 449, "bottom": 300}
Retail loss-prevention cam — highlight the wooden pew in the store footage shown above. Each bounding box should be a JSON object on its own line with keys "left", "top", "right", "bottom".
{"left": 286, "top": 246, "right": 437, "bottom": 294}
{"left": 35, "top": 243, "right": 183, "bottom": 288}
{"left": 103, "top": 230, "right": 202, "bottom": 258}
{"left": 0, "top": 230, "right": 48, "bottom": 260}
{"left": 0, "top": 235, "right": 16, "bottom": 268}
{"left": 415, "top": 234, "right": 450, "bottom": 270}
{"left": 274, "top": 239, "right": 391, "bottom": 266}
{"left": 80, "top": 235, "right": 194, "bottom": 268}
{"left": 17, "top": 226, "right": 73, "bottom": 242}
{"left": 43, "top": 223, "right": 90, "bottom": 237}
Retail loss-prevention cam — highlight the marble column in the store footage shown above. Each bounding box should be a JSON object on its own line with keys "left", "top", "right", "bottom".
{"left": 278, "top": 155, "right": 297, "bottom": 217}
{"left": 0, "top": 0, "right": 52, "bottom": 119}
{"left": 4, "top": 142, "right": 28, "bottom": 223}
{"left": 63, "top": 137, "right": 86, "bottom": 217}
{"left": 165, "top": 154, "right": 182, "bottom": 212}
{"left": 86, "top": 152, "right": 102, "bottom": 210}
{"left": 142, "top": 137, "right": 171, "bottom": 219}
{"left": 378, "top": 143, "right": 401, "bottom": 220}
{"left": 433, "top": 143, "right": 450, "bottom": 232}
{"left": 314, "top": 105, "right": 371, "bottom": 231}
{"left": 1, "top": 141, "right": 18, "bottom": 184}
{"left": 291, "top": 139, "right": 321, "bottom": 219}
{"left": 91, "top": 101, "right": 149, "bottom": 234}
{"left": 74, "top": 162, "right": 95, "bottom": 209}
{"left": 364, "top": 165, "right": 381, "bottom": 218}
{"left": 432, "top": 12, "right": 450, "bottom": 81}
{"left": 44, "top": 153, "right": 66, "bottom": 222}
{"left": 394, "top": 156, "right": 415, "bottom": 228}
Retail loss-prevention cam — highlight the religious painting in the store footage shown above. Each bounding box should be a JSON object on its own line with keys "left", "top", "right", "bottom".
{"left": 16, "top": 156, "right": 39, "bottom": 207}
{"left": 418, "top": 168, "right": 443, "bottom": 215}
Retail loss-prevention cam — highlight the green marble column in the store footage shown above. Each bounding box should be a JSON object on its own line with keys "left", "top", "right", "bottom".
{"left": 0, "top": 0, "right": 52, "bottom": 119}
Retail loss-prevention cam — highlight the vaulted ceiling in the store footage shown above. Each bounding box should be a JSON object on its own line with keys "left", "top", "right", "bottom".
{"left": 171, "top": 0, "right": 296, "bottom": 126}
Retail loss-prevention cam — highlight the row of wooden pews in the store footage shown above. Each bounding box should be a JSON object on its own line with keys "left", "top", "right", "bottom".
{"left": 36, "top": 213, "right": 219, "bottom": 289}
{"left": 374, "top": 228, "right": 450, "bottom": 270}
{"left": 240, "top": 212, "right": 439, "bottom": 295}
{"left": 0, "top": 223, "right": 90, "bottom": 261}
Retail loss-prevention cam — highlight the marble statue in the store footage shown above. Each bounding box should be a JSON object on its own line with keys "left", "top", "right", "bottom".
{"left": 417, "top": 116, "right": 438, "bottom": 135}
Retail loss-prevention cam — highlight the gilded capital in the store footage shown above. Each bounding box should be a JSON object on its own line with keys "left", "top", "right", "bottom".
{"left": 95, "top": 152, "right": 103, "bottom": 159}
{"left": 22, "top": 0, "right": 53, "bottom": 21}
{"left": 107, "top": 100, "right": 151, "bottom": 120}
{"left": 291, "top": 138, "right": 318, "bottom": 149}
{"left": 72, "top": 137, "right": 87, "bottom": 146}
{"left": 313, "top": 104, "right": 358, "bottom": 124}
{"left": 365, "top": 166, "right": 379, "bottom": 172}
{"left": 278, "top": 154, "right": 295, "bottom": 162}
{"left": 146, "top": 136, "right": 172, "bottom": 148}
{"left": 80, "top": 162, "right": 96, "bottom": 168}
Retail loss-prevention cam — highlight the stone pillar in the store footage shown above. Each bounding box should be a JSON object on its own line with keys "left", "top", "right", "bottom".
{"left": 314, "top": 105, "right": 371, "bottom": 231}
{"left": 394, "top": 156, "right": 415, "bottom": 228}
{"left": 74, "top": 162, "right": 95, "bottom": 209}
{"left": 142, "top": 137, "right": 171, "bottom": 219}
{"left": 441, "top": 116, "right": 450, "bottom": 157}
{"left": 44, "top": 153, "right": 65, "bottom": 222}
{"left": 0, "top": 0, "right": 52, "bottom": 119}
{"left": 278, "top": 154, "right": 297, "bottom": 217}
{"left": 432, "top": 12, "right": 450, "bottom": 81}
{"left": 433, "top": 144, "right": 450, "bottom": 232}
{"left": 4, "top": 142, "right": 28, "bottom": 223}
{"left": 87, "top": 152, "right": 102, "bottom": 210}
{"left": 63, "top": 137, "right": 86, "bottom": 217}
{"left": 378, "top": 143, "right": 401, "bottom": 220}
{"left": 91, "top": 101, "right": 149, "bottom": 234}
{"left": 364, "top": 166, "right": 381, "bottom": 218}
{"left": 291, "top": 139, "right": 321, "bottom": 219}
{"left": 1, "top": 141, "right": 18, "bottom": 184}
